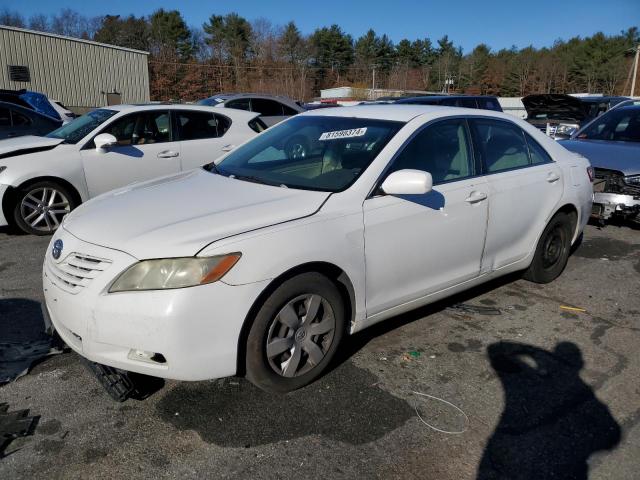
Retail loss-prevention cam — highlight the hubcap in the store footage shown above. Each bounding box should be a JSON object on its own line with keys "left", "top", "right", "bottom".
{"left": 20, "top": 187, "right": 70, "bottom": 233}
{"left": 266, "top": 294, "right": 336, "bottom": 378}
{"left": 542, "top": 225, "right": 565, "bottom": 269}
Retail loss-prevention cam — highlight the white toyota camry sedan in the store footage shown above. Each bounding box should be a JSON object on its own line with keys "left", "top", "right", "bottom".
{"left": 43, "top": 105, "right": 593, "bottom": 396}
{"left": 0, "top": 104, "right": 264, "bottom": 235}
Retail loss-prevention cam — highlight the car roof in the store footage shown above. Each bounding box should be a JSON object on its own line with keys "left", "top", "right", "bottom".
{"left": 299, "top": 104, "right": 509, "bottom": 122}
{"left": 100, "top": 103, "right": 260, "bottom": 118}
{"left": 202, "top": 93, "right": 303, "bottom": 109}
{"left": 397, "top": 95, "right": 497, "bottom": 103}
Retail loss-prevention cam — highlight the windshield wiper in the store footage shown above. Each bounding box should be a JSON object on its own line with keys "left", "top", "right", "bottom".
{"left": 229, "top": 174, "right": 276, "bottom": 186}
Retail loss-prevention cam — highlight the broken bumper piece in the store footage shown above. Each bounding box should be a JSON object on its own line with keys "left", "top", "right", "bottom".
{"left": 592, "top": 192, "right": 640, "bottom": 223}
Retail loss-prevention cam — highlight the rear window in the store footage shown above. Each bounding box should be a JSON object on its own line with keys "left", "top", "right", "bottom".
{"left": 177, "top": 111, "right": 231, "bottom": 140}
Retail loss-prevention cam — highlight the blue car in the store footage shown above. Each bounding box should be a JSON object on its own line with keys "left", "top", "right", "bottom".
{"left": 0, "top": 89, "right": 61, "bottom": 121}
{"left": 560, "top": 100, "right": 640, "bottom": 224}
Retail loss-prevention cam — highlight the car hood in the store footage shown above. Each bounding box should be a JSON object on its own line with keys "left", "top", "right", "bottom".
{"left": 0, "top": 135, "right": 64, "bottom": 158}
{"left": 63, "top": 169, "right": 330, "bottom": 259}
{"left": 522, "top": 94, "right": 589, "bottom": 122}
{"left": 559, "top": 139, "right": 640, "bottom": 176}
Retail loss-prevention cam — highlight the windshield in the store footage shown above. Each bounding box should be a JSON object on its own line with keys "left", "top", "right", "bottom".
{"left": 576, "top": 107, "right": 640, "bottom": 142}
{"left": 213, "top": 115, "right": 404, "bottom": 192}
{"left": 46, "top": 109, "right": 117, "bottom": 144}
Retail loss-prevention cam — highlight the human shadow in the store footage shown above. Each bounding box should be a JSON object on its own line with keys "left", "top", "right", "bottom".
{"left": 477, "top": 341, "right": 621, "bottom": 480}
{"left": 396, "top": 189, "right": 446, "bottom": 210}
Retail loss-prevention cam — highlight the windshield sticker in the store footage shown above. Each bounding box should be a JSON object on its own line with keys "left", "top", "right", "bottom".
{"left": 319, "top": 127, "right": 367, "bottom": 141}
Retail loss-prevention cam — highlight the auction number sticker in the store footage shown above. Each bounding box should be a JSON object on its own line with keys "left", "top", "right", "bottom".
{"left": 319, "top": 127, "right": 367, "bottom": 141}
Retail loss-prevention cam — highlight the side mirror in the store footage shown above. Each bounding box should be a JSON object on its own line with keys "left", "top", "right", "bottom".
{"left": 381, "top": 169, "right": 433, "bottom": 195}
{"left": 94, "top": 133, "right": 117, "bottom": 152}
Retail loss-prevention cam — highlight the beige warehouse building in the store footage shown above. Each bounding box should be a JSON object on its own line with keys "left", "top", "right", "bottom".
{"left": 0, "top": 25, "right": 149, "bottom": 113}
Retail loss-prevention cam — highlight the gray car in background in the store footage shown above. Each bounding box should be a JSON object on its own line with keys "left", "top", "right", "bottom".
{"left": 198, "top": 93, "right": 305, "bottom": 127}
{"left": 560, "top": 100, "right": 640, "bottom": 225}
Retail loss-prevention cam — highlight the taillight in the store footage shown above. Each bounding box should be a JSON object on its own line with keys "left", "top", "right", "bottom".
{"left": 587, "top": 166, "right": 594, "bottom": 182}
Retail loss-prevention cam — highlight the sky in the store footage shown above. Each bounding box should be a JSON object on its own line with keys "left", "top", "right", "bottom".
{"left": 3, "top": 0, "right": 639, "bottom": 53}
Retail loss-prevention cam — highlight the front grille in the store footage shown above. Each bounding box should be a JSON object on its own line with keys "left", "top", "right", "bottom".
{"left": 45, "top": 252, "right": 112, "bottom": 294}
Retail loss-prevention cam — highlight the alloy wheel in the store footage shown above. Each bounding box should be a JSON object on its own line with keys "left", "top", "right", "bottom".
{"left": 266, "top": 294, "right": 336, "bottom": 378}
{"left": 20, "top": 187, "right": 70, "bottom": 233}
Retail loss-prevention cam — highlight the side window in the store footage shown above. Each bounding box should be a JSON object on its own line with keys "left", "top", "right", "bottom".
{"left": 458, "top": 97, "right": 478, "bottom": 109}
{"left": 478, "top": 98, "right": 501, "bottom": 111}
{"left": 226, "top": 98, "right": 251, "bottom": 111}
{"left": 471, "top": 119, "right": 530, "bottom": 173}
{"left": 11, "top": 110, "right": 32, "bottom": 126}
{"left": 177, "top": 111, "right": 219, "bottom": 140}
{"left": 281, "top": 104, "right": 299, "bottom": 116}
{"left": 389, "top": 119, "right": 474, "bottom": 184}
{"left": 251, "top": 99, "right": 284, "bottom": 116}
{"left": 0, "top": 108, "right": 10, "bottom": 126}
{"left": 101, "top": 111, "right": 171, "bottom": 146}
{"left": 524, "top": 133, "right": 553, "bottom": 165}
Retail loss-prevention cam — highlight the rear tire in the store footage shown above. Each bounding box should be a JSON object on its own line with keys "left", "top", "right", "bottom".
{"left": 12, "top": 181, "right": 76, "bottom": 235}
{"left": 523, "top": 212, "right": 572, "bottom": 283}
{"left": 245, "top": 272, "right": 345, "bottom": 393}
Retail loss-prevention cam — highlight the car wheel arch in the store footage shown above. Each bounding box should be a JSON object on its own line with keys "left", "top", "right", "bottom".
{"left": 235, "top": 261, "right": 356, "bottom": 377}
{"left": 551, "top": 203, "right": 579, "bottom": 240}
{"left": 525, "top": 203, "right": 578, "bottom": 266}
{"left": 3, "top": 176, "right": 83, "bottom": 224}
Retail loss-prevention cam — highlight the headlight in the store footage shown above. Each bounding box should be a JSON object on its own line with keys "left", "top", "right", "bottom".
{"left": 624, "top": 174, "right": 640, "bottom": 186}
{"left": 109, "top": 253, "right": 241, "bottom": 292}
{"left": 555, "top": 123, "right": 579, "bottom": 136}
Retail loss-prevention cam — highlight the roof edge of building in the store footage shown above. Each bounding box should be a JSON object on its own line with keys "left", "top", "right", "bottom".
{"left": 0, "top": 24, "right": 150, "bottom": 55}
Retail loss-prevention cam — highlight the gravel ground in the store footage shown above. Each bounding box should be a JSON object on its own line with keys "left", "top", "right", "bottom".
{"left": 0, "top": 223, "right": 639, "bottom": 479}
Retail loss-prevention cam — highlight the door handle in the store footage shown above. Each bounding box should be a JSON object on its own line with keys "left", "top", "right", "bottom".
{"left": 157, "top": 150, "right": 179, "bottom": 158}
{"left": 546, "top": 172, "right": 560, "bottom": 183}
{"left": 465, "top": 191, "right": 487, "bottom": 204}
{"left": 221, "top": 144, "right": 236, "bottom": 152}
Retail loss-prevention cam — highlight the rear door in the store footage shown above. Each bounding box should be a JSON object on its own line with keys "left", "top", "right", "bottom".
{"left": 175, "top": 110, "right": 235, "bottom": 169}
{"left": 80, "top": 110, "right": 181, "bottom": 196}
{"left": 469, "top": 118, "right": 563, "bottom": 271}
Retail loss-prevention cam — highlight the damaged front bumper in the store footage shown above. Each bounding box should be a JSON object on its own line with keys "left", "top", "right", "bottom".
{"left": 591, "top": 169, "right": 640, "bottom": 223}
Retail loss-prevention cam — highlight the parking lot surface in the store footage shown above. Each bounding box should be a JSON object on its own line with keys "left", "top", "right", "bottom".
{"left": 1, "top": 223, "right": 639, "bottom": 479}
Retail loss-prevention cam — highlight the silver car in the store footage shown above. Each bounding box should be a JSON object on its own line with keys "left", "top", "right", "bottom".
{"left": 560, "top": 100, "right": 640, "bottom": 225}
{"left": 198, "top": 93, "right": 305, "bottom": 127}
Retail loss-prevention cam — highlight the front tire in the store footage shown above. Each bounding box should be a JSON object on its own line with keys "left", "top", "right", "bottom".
{"left": 245, "top": 272, "right": 345, "bottom": 393}
{"left": 13, "top": 181, "right": 76, "bottom": 235}
{"left": 523, "top": 212, "right": 573, "bottom": 283}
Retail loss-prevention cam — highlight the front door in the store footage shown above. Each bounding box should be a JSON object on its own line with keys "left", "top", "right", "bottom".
{"left": 364, "top": 118, "right": 489, "bottom": 316}
{"left": 80, "top": 110, "right": 181, "bottom": 197}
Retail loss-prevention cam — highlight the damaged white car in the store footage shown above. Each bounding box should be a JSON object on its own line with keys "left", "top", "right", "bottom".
{"left": 0, "top": 104, "right": 263, "bottom": 235}
{"left": 560, "top": 100, "right": 640, "bottom": 225}
{"left": 43, "top": 105, "right": 593, "bottom": 399}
